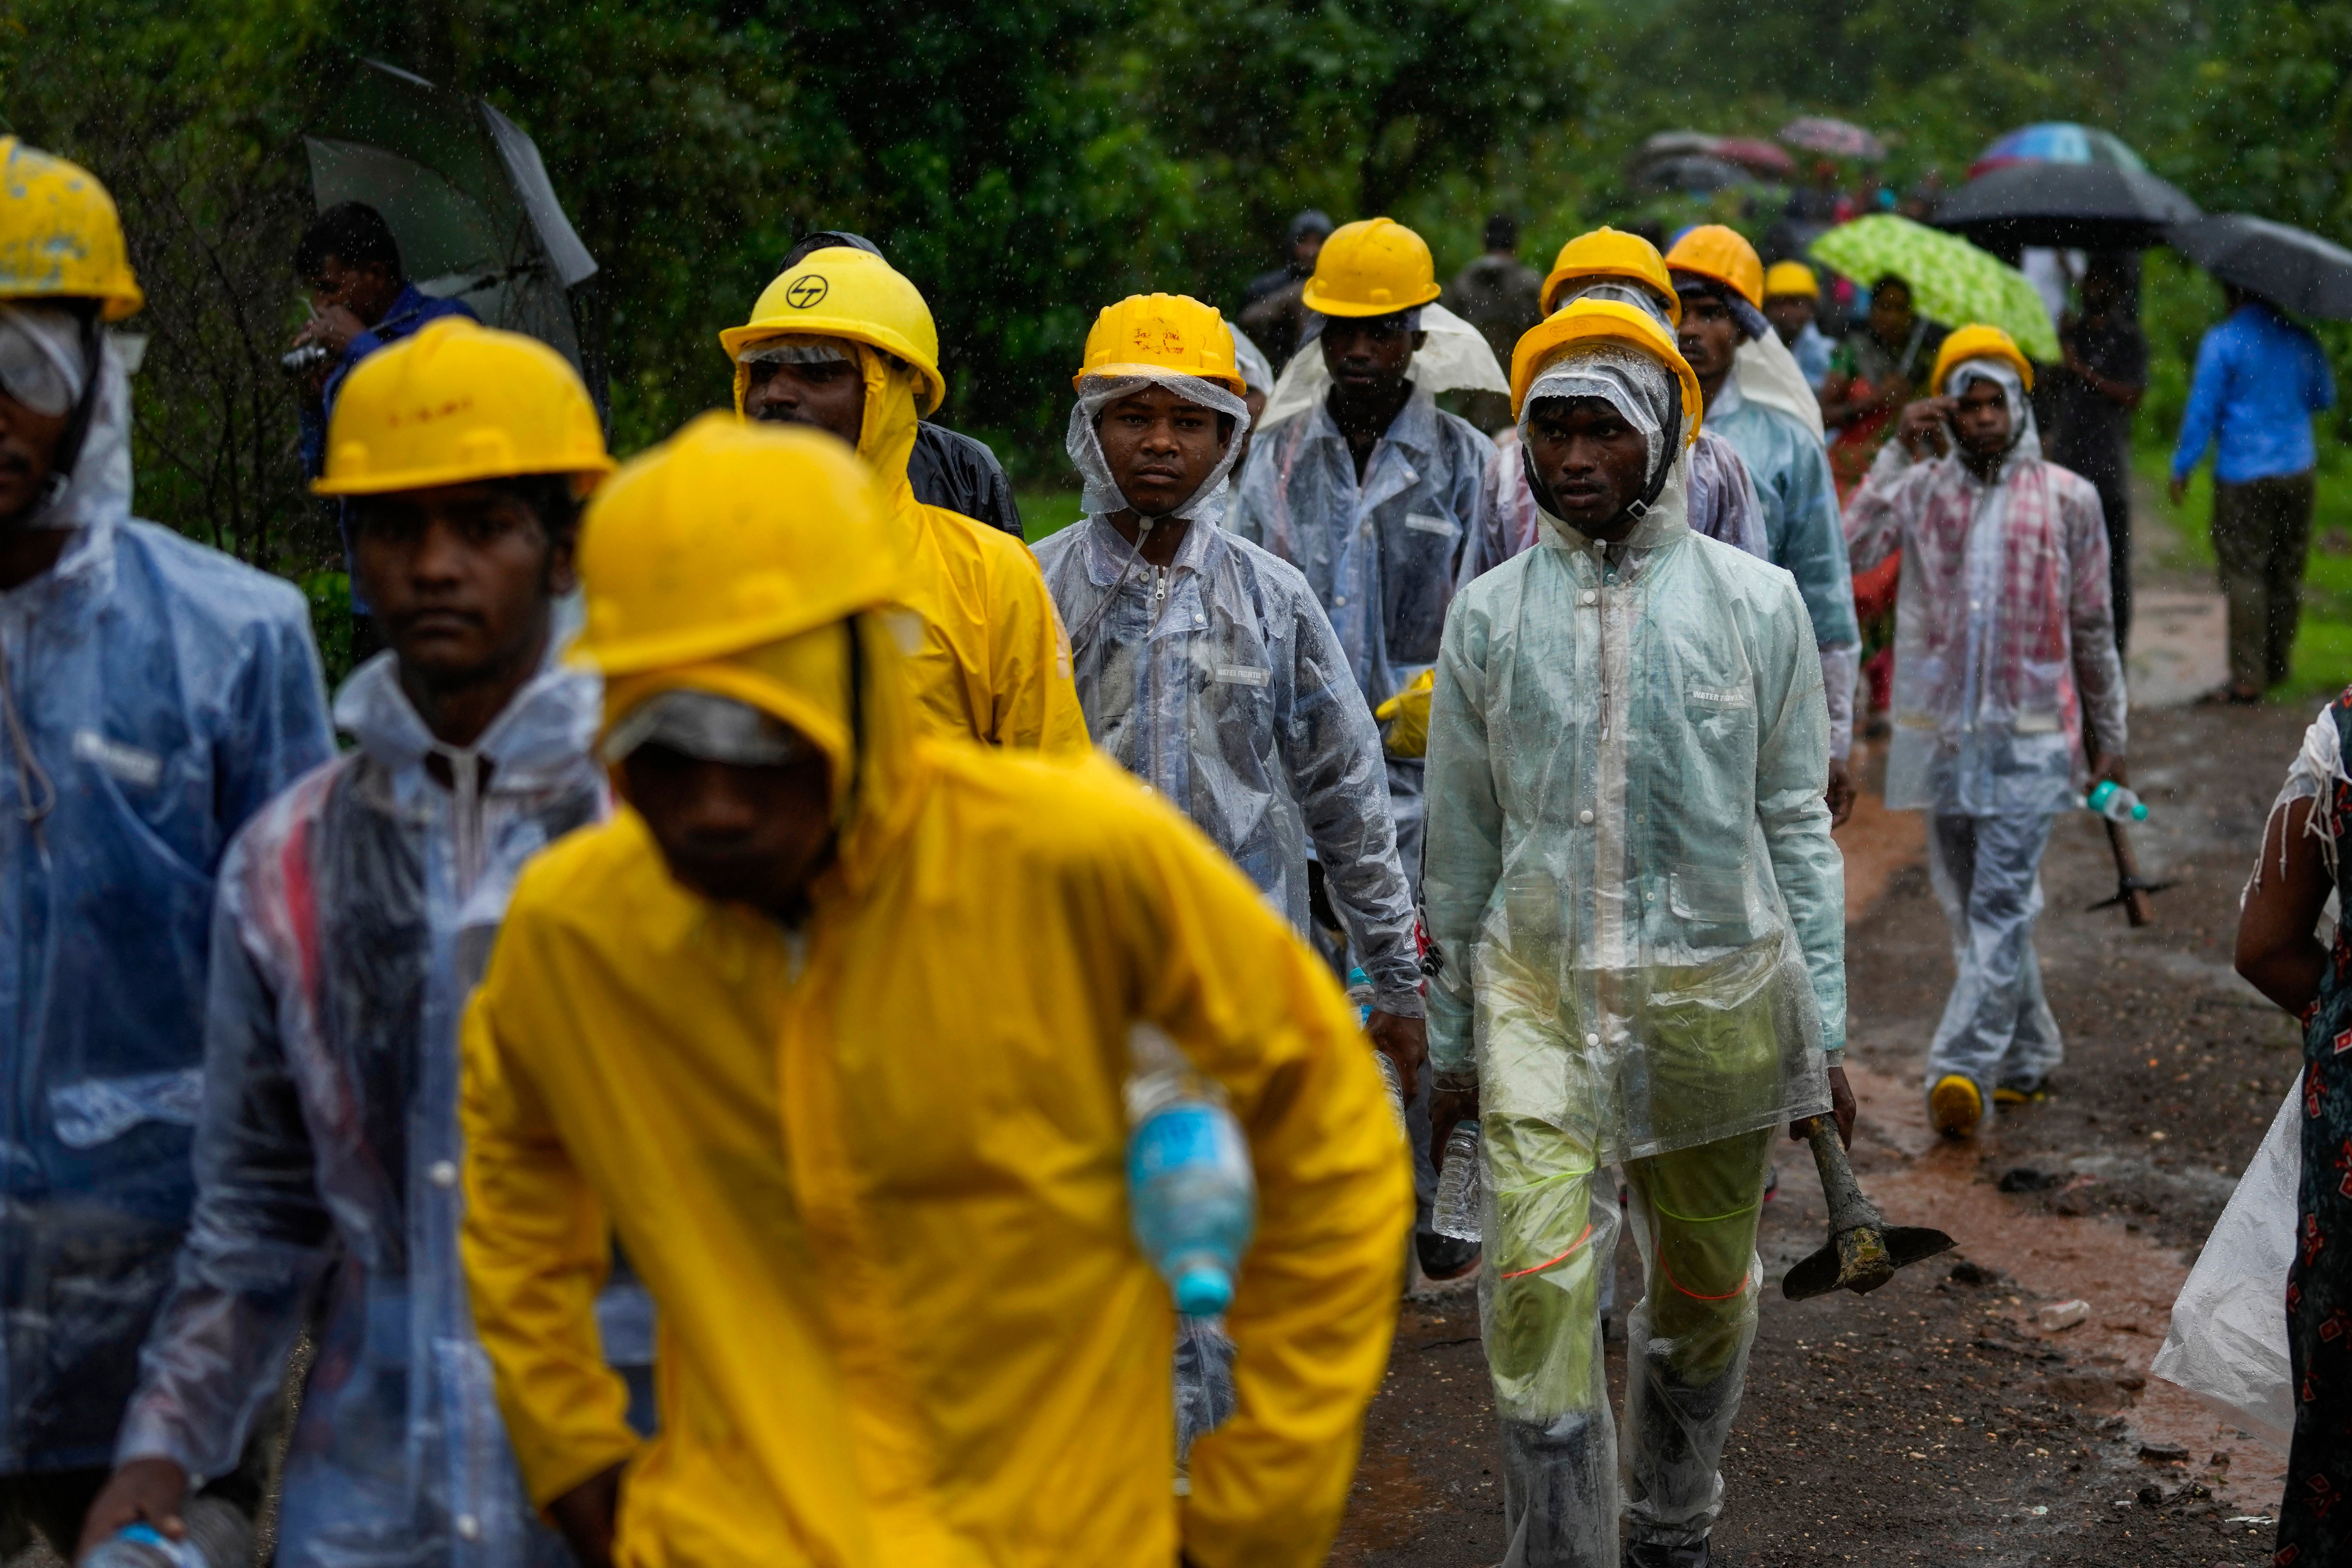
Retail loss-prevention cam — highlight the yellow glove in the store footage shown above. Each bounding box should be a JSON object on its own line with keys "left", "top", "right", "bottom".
{"left": 1373, "top": 668, "right": 1435, "bottom": 759}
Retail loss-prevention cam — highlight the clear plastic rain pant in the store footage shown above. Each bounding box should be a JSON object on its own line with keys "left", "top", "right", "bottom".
{"left": 1923, "top": 812, "right": 2063, "bottom": 1107}
{"left": 1482, "top": 1110, "right": 1774, "bottom": 1566}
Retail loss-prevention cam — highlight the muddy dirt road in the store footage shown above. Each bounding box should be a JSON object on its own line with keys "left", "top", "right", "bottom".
{"left": 1333, "top": 629, "right": 2318, "bottom": 1560}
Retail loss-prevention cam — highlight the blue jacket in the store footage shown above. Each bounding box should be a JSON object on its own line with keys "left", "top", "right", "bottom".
{"left": 2170, "top": 302, "right": 2336, "bottom": 486}
{"left": 0, "top": 517, "right": 332, "bottom": 1469}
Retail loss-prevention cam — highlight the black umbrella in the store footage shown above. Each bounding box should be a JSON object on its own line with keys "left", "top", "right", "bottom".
{"left": 2169, "top": 214, "right": 2352, "bottom": 319}
{"left": 1629, "top": 154, "right": 1757, "bottom": 195}
{"left": 1934, "top": 162, "right": 2200, "bottom": 252}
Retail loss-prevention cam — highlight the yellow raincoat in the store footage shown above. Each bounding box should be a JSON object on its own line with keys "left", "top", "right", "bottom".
{"left": 459, "top": 613, "right": 1409, "bottom": 1567}
{"left": 732, "top": 345, "right": 1087, "bottom": 753}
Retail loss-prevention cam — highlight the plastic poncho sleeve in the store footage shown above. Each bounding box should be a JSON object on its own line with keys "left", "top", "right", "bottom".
{"left": 1767, "top": 429, "right": 1861, "bottom": 650}
{"left": 981, "top": 541, "right": 1090, "bottom": 754}
{"left": 115, "top": 879, "right": 339, "bottom": 1479}
{"left": 222, "top": 608, "right": 337, "bottom": 830}
{"left": 2061, "top": 479, "right": 2129, "bottom": 762}
{"left": 1839, "top": 439, "right": 1925, "bottom": 575}
{"left": 1280, "top": 592, "right": 1422, "bottom": 1016}
{"left": 1750, "top": 603, "right": 1848, "bottom": 1058}
{"left": 459, "top": 996, "right": 639, "bottom": 1508}
{"left": 1420, "top": 591, "right": 1501, "bottom": 1083}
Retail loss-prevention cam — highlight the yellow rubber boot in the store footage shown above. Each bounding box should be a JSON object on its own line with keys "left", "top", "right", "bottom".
{"left": 1929, "top": 1075, "right": 1983, "bottom": 1139}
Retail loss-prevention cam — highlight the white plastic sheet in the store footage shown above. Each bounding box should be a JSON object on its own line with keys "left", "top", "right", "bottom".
{"left": 2152, "top": 1074, "right": 2299, "bottom": 1452}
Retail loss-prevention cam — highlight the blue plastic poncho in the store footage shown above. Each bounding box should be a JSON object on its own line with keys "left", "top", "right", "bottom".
{"left": 1230, "top": 384, "right": 1496, "bottom": 887}
{"left": 0, "top": 329, "right": 332, "bottom": 1470}
{"left": 114, "top": 649, "right": 650, "bottom": 1567}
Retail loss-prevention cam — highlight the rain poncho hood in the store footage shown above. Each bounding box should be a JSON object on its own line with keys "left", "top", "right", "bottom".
{"left": 731, "top": 335, "right": 1087, "bottom": 754}
{"left": 1943, "top": 355, "right": 2042, "bottom": 461}
{"left": 0, "top": 303, "right": 132, "bottom": 532}
{"left": 116, "top": 647, "right": 641, "bottom": 1567}
{"left": 460, "top": 632, "right": 1411, "bottom": 1566}
{"left": 0, "top": 499, "right": 331, "bottom": 1467}
{"left": 1065, "top": 370, "right": 1251, "bottom": 524}
{"left": 1421, "top": 422, "right": 1844, "bottom": 1158}
{"left": 1735, "top": 330, "right": 1827, "bottom": 442}
{"left": 1518, "top": 341, "right": 1683, "bottom": 499}
{"left": 1257, "top": 301, "right": 1508, "bottom": 431}
{"left": 1459, "top": 425, "right": 1767, "bottom": 589}
{"left": 1033, "top": 507, "right": 1421, "bottom": 1012}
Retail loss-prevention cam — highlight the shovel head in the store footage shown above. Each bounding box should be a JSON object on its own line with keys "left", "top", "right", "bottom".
{"left": 1782, "top": 1224, "right": 1958, "bottom": 1301}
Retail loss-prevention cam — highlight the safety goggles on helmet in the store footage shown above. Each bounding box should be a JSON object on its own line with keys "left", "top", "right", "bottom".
{"left": 601, "top": 689, "right": 807, "bottom": 767}
{"left": 0, "top": 307, "right": 84, "bottom": 418}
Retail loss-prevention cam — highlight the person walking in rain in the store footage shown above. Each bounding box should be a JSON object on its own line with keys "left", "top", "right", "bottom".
{"left": 81, "top": 321, "right": 645, "bottom": 1568}
{"left": 1456, "top": 227, "right": 1766, "bottom": 587}
{"left": 1422, "top": 297, "right": 1848, "bottom": 1568}
{"left": 1443, "top": 213, "right": 1545, "bottom": 434}
{"left": 2170, "top": 282, "right": 2336, "bottom": 703}
{"left": 1762, "top": 262, "right": 1835, "bottom": 392}
{"left": 725, "top": 244, "right": 1087, "bottom": 751}
{"left": 1843, "top": 326, "right": 2127, "bottom": 1138}
{"left": 1231, "top": 214, "right": 1495, "bottom": 1281}
{"left": 2048, "top": 256, "right": 2145, "bottom": 649}
{"left": 0, "top": 139, "right": 334, "bottom": 1559}
{"left": 1237, "top": 208, "right": 1334, "bottom": 368}
{"left": 457, "top": 417, "right": 1409, "bottom": 1568}
{"left": 1667, "top": 226, "right": 1862, "bottom": 826}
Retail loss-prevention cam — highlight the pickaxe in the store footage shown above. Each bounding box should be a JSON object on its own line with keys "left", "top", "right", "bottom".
{"left": 1782, "top": 1117, "right": 1955, "bottom": 1300}
{"left": 2085, "top": 818, "right": 2173, "bottom": 928}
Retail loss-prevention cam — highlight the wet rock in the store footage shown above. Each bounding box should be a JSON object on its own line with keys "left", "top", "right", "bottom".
{"left": 2138, "top": 1439, "right": 2190, "bottom": 1463}
{"left": 1948, "top": 1259, "right": 1999, "bottom": 1286}
{"left": 1998, "top": 1167, "right": 2061, "bottom": 1193}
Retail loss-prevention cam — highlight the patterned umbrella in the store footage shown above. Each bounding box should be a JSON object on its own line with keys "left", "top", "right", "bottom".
{"left": 1969, "top": 123, "right": 2147, "bottom": 179}
{"left": 1778, "top": 117, "right": 1886, "bottom": 161}
{"left": 1807, "top": 215, "right": 2061, "bottom": 360}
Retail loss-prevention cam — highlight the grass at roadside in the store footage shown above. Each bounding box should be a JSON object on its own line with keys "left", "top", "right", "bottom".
{"left": 1016, "top": 492, "right": 1085, "bottom": 546}
{"left": 2133, "top": 441, "right": 2352, "bottom": 704}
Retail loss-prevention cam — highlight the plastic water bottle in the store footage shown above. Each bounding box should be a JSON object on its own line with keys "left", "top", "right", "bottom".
{"left": 82, "top": 1500, "right": 251, "bottom": 1568}
{"left": 2076, "top": 780, "right": 2149, "bottom": 822}
{"left": 1432, "top": 1122, "right": 1483, "bottom": 1243}
{"left": 1126, "top": 1023, "right": 1255, "bottom": 1317}
{"left": 1349, "top": 967, "right": 1408, "bottom": 1125}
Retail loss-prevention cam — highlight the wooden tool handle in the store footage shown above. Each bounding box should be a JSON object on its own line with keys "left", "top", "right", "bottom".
{"left": 2104, "top": 818, "right": 2155, "bottom": 927}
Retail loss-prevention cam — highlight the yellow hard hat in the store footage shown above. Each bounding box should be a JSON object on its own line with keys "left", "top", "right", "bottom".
{"left": 1539, "top": 226, "right": 1679, "bottom": 323}
{"left": 312, "top": 318, "right": 613, "bottom": 498}
{"left": 1300, "top": 217, "right": 1442, "bottom": 319}
{"left": 0, "top": 138, "right": 143, "bottom": 321}
{"left": 1509, "top": 299, "right": 1703, "bottom": 443}
{"left": 1075, "top": 293, "right": 1246, "bottom": 395}
{"left": 572, "top": 413, "right": 899, "bottom": 679}
{"left": 1931, "top": 323, "right": 2036, "bottom": 395}
{"left": 719, "top": 247, "right": 946, "bottom": 415}
{"left": 1665, "top": 225, "right": 1766, "bottom": 310}
{"left": 1763, "top": 260, "right": 1819, "bottom": 300}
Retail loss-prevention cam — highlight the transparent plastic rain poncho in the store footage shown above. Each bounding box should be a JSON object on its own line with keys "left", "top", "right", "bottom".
{"left": 1037, "top": 372, "right": 1422, "bottom": 1011}
{"left": 0, "top": 328, "right": 333, "bottom": 1469}
{"left": 115, "top": 650, "right": 652, "bottom": 1568}
{"left": 1842, "top": 357, "right": 2128, "bottom": 815}
{"left": 1230, "top": 368, "right": 1497, "bottom": 890}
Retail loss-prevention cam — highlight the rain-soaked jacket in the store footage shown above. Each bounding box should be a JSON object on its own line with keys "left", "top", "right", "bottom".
{"left": 1034, "top": 513, "right": 1422, "bottom": 1013}
{"left": 115, "top": 650, "right": 645, "bottom": 1566}
{"left": 0, "top": 343, "right": 331, "bottom": 1471}
{"left": 1843, "top": 439, "right": 2127, "bottom": 815}
{"left": 1231, "top": 385, "right": 1495, "bottom": 880}
{"left": 1422, "top": 456, "right": 1843, "bottom": 1159}
{"left": 732, "top": 344, "right": 1086, "bottom": 754}
{"left": 459, "top": 622, "right": 1409, "bottom": 1568}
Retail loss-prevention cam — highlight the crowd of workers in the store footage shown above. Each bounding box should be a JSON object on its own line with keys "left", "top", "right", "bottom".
{"left": 0, "top": 123, "right": 2346, "bottom": 1568}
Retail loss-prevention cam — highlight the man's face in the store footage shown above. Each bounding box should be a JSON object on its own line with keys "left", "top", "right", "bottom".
{"left": 1096, "top": 383, "right": 1228, "bottom": 518}
{"left": 2081, "top": 270, "right": 2122, "bottom": 318}
{"left": 348, "top": 481, "right": 570, "bottom": 688}
{"left": 1869, "top": 285, "right": 1915, "bottom": 343}
{"left": 1764, "top": 294, "right": 1814, "bottom": 344}
{"left": 1292, "top": 231, "right": 1326, "bottom": 271}
{"left": 1675, "top": 292, "right": 1741, "bottom": 382}
{"left": 623, "top": 743, "right": 835, "bottom": 915}
{"left": 0, "top": 390, "right": 69, "bottom": 526}
{"left": 1526, "top": 397, "right": 1651, "bottom": 539}
{"left": 1320, "top": 316, "right": 1421, "bottom": 397}
{"left": 1952, "top": 377, "right": 2013, "bottom": 459}
{"left": 743, "top": 344, "right": 866, "bottom": 448}
{"left": 307, "top": 256, "right": 403, "bottom": 327}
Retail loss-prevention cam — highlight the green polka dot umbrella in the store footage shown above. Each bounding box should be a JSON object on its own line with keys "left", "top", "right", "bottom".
{"left": 1807, "top": 215, "right": 2060, "bottom": 361}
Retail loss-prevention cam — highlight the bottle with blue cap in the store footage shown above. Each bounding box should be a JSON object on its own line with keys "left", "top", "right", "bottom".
{"left": 1124, "top": 1022, "right": 1255, "bottom": 1317}
{"left": 81, "top": 1499, "right": 251, "bottom": 1568}
{"left": 2074, "top": 779, "right": 2149, "bottom": 823}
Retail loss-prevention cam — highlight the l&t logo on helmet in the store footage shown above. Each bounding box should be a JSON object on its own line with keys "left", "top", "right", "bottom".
{"left": 785, "top": 275, "right": 830, "bottom": 309}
